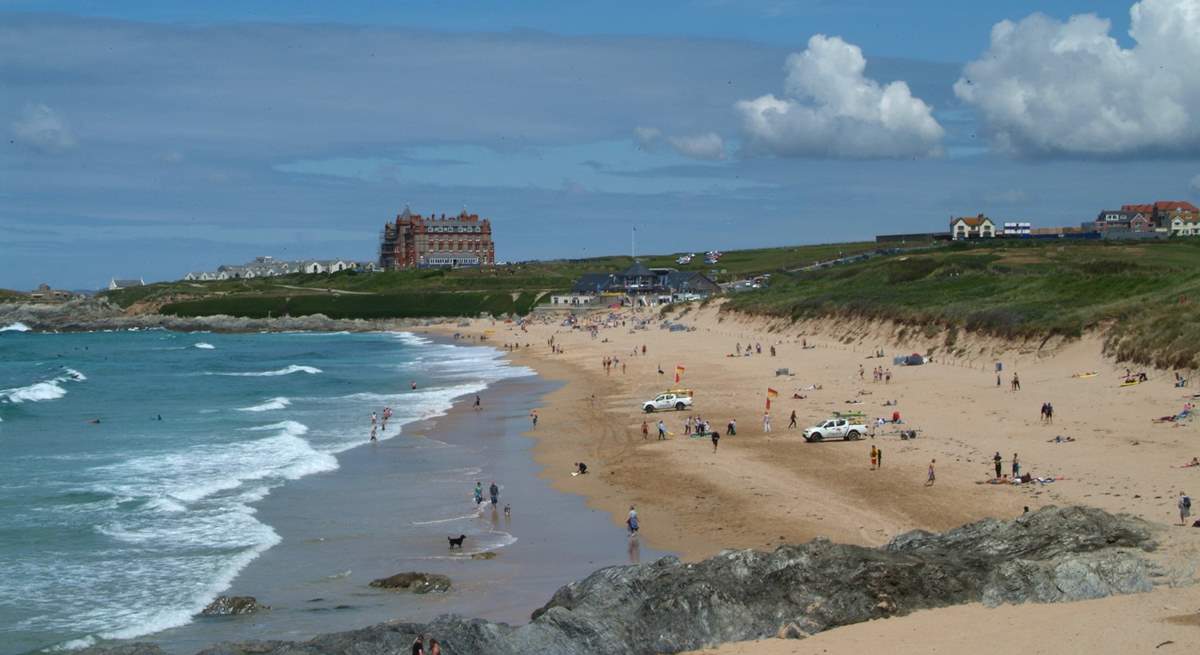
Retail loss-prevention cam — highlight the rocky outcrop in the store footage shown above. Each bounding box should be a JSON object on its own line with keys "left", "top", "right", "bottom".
{"left": 200, "top": 596, "right": 269, "bottom": 616}
{"left": 368, "top": 572, "right": 452, "bottom": 594}
{"left": 0, "top": 299, "right": 441, "bottom": 333}
{"left": 78, "top": 507, "right": 1162, "bottom": 655}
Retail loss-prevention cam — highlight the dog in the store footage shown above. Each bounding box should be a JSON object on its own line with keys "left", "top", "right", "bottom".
{"left": 447, "top": 534, "right": 466, "bottom": 549}
{"left": 503, "top": 504, "right": 511, "bottom": 518}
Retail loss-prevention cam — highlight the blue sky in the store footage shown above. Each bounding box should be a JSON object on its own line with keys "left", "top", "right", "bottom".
{"left": 2, "top": 0, "right": 1198, "bottom": 289}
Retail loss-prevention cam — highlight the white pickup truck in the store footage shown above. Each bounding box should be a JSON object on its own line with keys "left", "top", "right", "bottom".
{"left": 803, "top": 417, "right": 866, "bottom": 442}
{"left": 642, "top": 391, "right": 693, "bottom": 413}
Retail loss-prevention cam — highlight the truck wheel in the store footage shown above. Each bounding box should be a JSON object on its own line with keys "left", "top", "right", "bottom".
{"left": 644, "top": 406, "right": 654, "bottom": 413}
{"left": 809, "top": 432, "right": 822, "bottom": 442}
{"left": 675, "top": 402, "right": 685, "bottom": 411}
{"left": 847, "top": 430, "right": 860, "bottom": 440}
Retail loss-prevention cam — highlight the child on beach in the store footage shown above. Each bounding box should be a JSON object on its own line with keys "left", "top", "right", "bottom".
{"left": 1180, "top": 492, "right": 1192, "bottom": 526}
{"left": 926, "top": 459, "right": 936, "bottom": 486}
{"left": 711, "top": 430, "right": 720, "bottom": 452}
{"left": 870, "top": 445, "right": 877, "bottom": 470}
{"left": 642, "top": 420, "right": 649, "bottom": 440}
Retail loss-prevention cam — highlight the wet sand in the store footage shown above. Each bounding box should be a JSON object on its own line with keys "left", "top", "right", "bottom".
{"left": 143, "top": 356, "right": 666, "bottom": 653}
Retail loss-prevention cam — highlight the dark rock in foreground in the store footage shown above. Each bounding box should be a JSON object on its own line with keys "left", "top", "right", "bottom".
{"left": 368, "top": 572, "right": 452, "bottom": 594}
{"left": 79, "top": 506, "right": 1160, "bottom": 655}
{"left": 200, "top": 596, "right": 269, "bottom": 616}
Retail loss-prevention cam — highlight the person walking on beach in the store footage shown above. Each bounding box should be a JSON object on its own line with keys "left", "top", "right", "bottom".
{"left": 726, "top": 418, "right": 737, "bottom": 436}
{"left": 788, "top": 410, "right": 798, "bottom": 429}
{"left": 1045, "top": 402, "right": 1054, "bottom": 424}
{"left": 876, "top": 447, "right": 883, "bottom": 469}
{"left": 1012, "top": 453, "right": 1020, "bottom": 479}
{"left": 474, "top": 481, "right": 483, "bottom": 505}
{"left": 489, "top": 481, "right": 499, "bottom": 506}
{"left": 1011, "top": 373, "right": 1021, "bottom": 391}
{"left": 627, "top": 506, "right": 639, "bottom": 536}
{"left": 530, "top": 411, "right": 538, "bottom": 428}
{"left": 859, "top": 364, "right": 864, "bottom": 381}
{"left": 474, "top": 394, "right": 482, "bottom": 411}
{"left": 711, "top": 430, "right": 720, "bottom": 452}
{"left": 761, "top": 412, "right": 772, "bottom": 432}
{"left": 656, "top": 419, "right": 667, "bottom": 440}
{"left": 870, "top": 445, "right": 878, "bottom": 470}
{"left": 994, "top": 452, "right": 1003, "bottom": 480}
{"left": 926, "top": 459, "right": 936, "bottom": 486}
{"left": 642, "top": 420, "right": 649, "bottom": 440}
{"left": 1180, "top": 491, "right": 1192, "bottom": 526}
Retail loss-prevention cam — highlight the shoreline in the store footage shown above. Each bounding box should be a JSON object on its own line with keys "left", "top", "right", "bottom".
{"left": 117, "top": 333, "right": 668, "bottom": 655}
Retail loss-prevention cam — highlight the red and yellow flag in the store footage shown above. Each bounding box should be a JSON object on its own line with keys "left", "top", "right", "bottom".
{"left": 674, "top": 364, "right": 686, "bottom": 384}
{"left": 766, "top": 387, "right": 778, "bottom": 410}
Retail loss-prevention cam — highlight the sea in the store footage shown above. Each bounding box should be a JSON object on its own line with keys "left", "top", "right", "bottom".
{"left": 0, "top": 325, "right": 652, "bottom": 654}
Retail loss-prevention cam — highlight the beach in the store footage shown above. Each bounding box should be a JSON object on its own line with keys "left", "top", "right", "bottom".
{"left": 426, "top": 302, "right": 1200, "bottom": 651}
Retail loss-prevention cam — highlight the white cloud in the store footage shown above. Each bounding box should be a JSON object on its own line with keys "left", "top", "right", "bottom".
{"left": 735, "top": 35, "right": 944, "bottom": 159}
{"left": 633, "top": 126, "right": 663, "bottom": 150}
{"left": 633, "top": 126, "right": 725, "bottom": 160}
{"left": 667, "top": 132, "right": 725, "bottom": 160}
{"left": 955, "top": 0, "right": 1200, "bottom": 158}
{"left": 11, "top": 104, "right": 76, "bottom": 153}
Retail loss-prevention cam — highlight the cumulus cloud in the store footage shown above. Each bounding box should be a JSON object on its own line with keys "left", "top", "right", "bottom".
{"left": 10, "top": 104, "right": 76, "bottom": 153}
{"left": 734, "top": 35, "right": 944, "bottom": 159}
{"left": 633, "top": 126, "right": 725, "bottom": 160}
{"left": 955, "top": 0, "right": 1200, "bottom": 158}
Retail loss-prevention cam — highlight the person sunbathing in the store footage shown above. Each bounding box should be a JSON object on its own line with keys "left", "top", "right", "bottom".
{"left": 791, "top": 393, "right": 807, "bottom": 400}
{"left": 1182, "top": 457, "right": 1200, "bottom": 468}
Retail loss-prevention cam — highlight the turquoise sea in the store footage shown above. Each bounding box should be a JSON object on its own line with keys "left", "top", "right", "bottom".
{"left": 0, "top": 325, "right": 537, "bottom": 653}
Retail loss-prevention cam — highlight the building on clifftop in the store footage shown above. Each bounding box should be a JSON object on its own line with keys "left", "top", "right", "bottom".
{"left": 379, "top": 207, "right": 495, "bottom": 269}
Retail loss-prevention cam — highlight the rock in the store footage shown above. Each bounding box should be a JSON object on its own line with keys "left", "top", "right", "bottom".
{"left": 471, "top": 551, "right": 498, "bottom": 560}
{"left": 83, "top": 507, "right": 1160, "bottom": 655}
{"left": 200, "top": 595, "right": 269, "bottom": 616}
{"left": 368, "top": 572, "right": 452, "bottom": 594}
{"left": 776, "top": 622, "right": 809, "bottom": 639}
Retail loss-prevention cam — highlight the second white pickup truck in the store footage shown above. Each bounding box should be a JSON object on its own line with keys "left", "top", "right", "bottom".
{"left": 803, "top": 417, "right": 866, "bottom": 442}
{"left": 642, "top": 391, "right": 693, "bottom": 413}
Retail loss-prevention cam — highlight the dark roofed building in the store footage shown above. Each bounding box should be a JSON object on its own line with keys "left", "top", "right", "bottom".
{"left": 569, "top": 263, "right": 719, "bottom": 298}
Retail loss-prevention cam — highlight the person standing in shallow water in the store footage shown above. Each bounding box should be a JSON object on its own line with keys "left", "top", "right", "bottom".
{"left": 489, "top": 481, "right": 499, "bottom": 506}
{"left": 474, "top": 481, "right": 483, "bottom": 505}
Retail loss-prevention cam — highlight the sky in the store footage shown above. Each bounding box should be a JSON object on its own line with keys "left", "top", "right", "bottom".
{"left": 3, "top": 0, "right": 1200, "bottom": 290}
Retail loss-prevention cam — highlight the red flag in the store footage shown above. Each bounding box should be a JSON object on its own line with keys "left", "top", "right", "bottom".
{"left": 674, "top": 364, "right": 685, "bottom": 384}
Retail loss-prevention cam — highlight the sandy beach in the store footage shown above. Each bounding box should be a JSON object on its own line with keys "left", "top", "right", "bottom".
{"left": 426, "top": 302, "right": 1200, "bottom": 652}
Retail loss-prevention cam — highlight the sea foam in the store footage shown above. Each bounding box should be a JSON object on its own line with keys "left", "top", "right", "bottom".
{"left": 193, "top": 342, "right": 215, "bottom": 350}
{"left": 0, "top": 321, "right": 31, "bottom": 332}
{"left": 210, "top": 365, "right": 322, "bottom": 377}
{"left": 237, "top": 397, "right": 291, "bottom": 412}
{"left": 0, "top": 368, "right": 86, "bottom": 404}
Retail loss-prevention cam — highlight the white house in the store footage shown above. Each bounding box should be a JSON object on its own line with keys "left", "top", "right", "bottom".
{"left": 950, "top": 214, "right": 996, "bottom": 240}
{"left": 302, "top": 261, "right": 327, "bottom": 274}
{"left": 1170, "top": 215, "right": 1200, "bottom": 236}
{"left": 108, "top": 277, "right": 145, "bottom": 290}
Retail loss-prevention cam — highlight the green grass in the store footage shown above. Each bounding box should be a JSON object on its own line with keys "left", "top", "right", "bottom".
{"left": 724, "top": 239, "right": 1200, "bottom": 369}
{"left": 104, "top": 242, "right": 882, "bottom": 318}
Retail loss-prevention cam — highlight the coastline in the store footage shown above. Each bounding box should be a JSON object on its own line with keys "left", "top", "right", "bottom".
{"left": 117, "top": 335, "right": 668, "bottom": 655}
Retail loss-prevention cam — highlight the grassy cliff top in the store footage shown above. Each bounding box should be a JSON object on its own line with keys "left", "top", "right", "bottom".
{"left": 724, "top": 239, "right": 1200, "bottom": 369}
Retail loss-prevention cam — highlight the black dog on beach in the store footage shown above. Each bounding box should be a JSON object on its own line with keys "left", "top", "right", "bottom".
{"left": 447, "top": 534, "right": 466, "bottom": 549}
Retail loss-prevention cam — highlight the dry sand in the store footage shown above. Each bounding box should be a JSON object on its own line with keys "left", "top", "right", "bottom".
{"left": 423, "top": 302, "right": 1200, "bottom": 653}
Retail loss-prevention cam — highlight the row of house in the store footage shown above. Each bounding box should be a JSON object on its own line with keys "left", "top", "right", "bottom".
{"left": 948, "top": 201, "right": 1200, "bottom": 240}
{"left": 183, "top": 256, "right": 379, "bottom": 281}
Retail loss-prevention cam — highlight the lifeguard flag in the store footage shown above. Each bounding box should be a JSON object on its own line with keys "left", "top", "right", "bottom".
{"left": 766, "top": 387, "right": 779, "bottom": 411}
{"left": 674, "top": 364, "right": 686, "bottom": 384}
